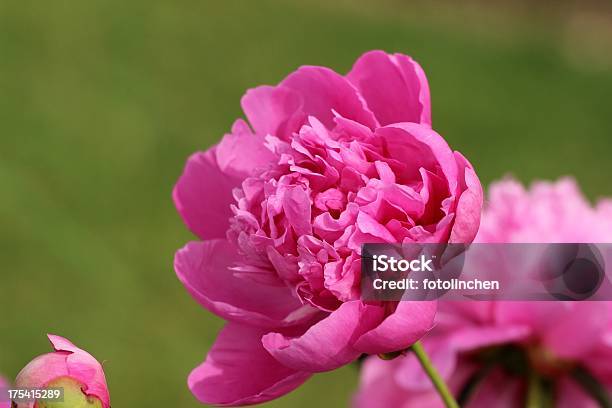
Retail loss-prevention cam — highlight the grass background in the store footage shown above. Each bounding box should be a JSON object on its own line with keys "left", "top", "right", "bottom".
{"left": 1, "top": 1, "right": 611, "bottom": 406}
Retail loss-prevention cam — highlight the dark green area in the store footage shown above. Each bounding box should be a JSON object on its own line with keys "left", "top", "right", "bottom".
{"left": 1, "top": 1, "right": 611, "bottom": 406}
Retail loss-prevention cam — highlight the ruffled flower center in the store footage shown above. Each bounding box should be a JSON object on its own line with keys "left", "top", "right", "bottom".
{"left": 228, "top": 116, "right": 455, "bottom": 311}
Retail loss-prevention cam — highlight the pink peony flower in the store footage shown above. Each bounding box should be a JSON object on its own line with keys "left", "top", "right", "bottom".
{"left": 1, "top": 376, "right": 10, "bottom": 408}
{"left": 173, "top": 50, "right": 483, "bottom": 405}
{"left": 14, "top": 335, "right": 110, "bottom": 408}
{"left": 355, "top": 178, "right": 612, "bottom": 408}
{"left": 477, "top": 177, "right": 612, "bottom": 243}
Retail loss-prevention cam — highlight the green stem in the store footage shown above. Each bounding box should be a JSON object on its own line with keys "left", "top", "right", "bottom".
{"left": 526, "top": 369, "right": 542, "bottom": 408}
{"left": 411, "top": 341, "right": 460, "bottom": 408}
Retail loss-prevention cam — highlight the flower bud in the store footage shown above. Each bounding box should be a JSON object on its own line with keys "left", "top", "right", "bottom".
{"left": 14, "top": 335, "right": 110, "bottom": 408}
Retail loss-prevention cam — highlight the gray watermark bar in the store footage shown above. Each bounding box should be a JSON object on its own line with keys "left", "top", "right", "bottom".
{"left": 361, "top": 243, "right": 612, "bottom": 301}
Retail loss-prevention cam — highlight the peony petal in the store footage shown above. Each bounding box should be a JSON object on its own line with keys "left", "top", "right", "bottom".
{"left": 48, "top": 334, "right": 82, "bottom": 354}
{"left": 282, "top": 185, "right": 313, "bottom": 236}
{"left": 449, "top": 152, "right": 483, "bottom": 244}
{"left": 65, "top": 358, "right": 110, "bottom": 407}
{"left": 353, "top": 301, "right": 437, "bottom": 355}
{"left": 173, "top": 148, "right": 241, "bottom": 240}
{"left": 556, "top": 377, "right": 600, "bottom": 408}
{"left": 281, "top": 66, "right": 379, "bottom": 130}
{"left": 542, "top": 303, "right": 610, "bottom": 360}
{"left": 216, "top": 119, "right": 277, "bottom": 179}
{"left": 175, "top": 239, "right": 316, "bottom": 328}
{"left": 188, "top": 323, "right": 311, "bottom": 406}
{"left": 0, "top": 377, "right": 9, "bottom": 408}
{"left": 241, "top": 85, "right": 305, "bottom": 140}
{"left": 355, "top": 212, "right": 397, "bottom": 242}
{"left": 377, "top": 123, "right": 457, "bottom": 191}
{"left": 262, "top": 301, "right": 384, "bottom": 372}
{"left": 347, "top": 50, "right": 431, "bottom": 126}
{"left": 496, "top": 302, "right": 610, "bottom": 360}
{"left": 353, "top": 357, "right": 415, "bottom": 408}
{"left": 15, "top": 352, "right": 69, "bottom": 390}
{"left": 582, "top": 317, "right": 612, "bottom": 384}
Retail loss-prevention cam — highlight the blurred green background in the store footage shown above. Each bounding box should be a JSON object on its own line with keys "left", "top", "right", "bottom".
{"left": 1, "top": 0, "right": 611, "bottom": 406}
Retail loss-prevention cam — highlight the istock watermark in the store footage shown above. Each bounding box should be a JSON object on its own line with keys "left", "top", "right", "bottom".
{"left": 361, "top": 243, "right": 612, "bottom": 301}
{"left": 372, "top": 254, "right": 434, "bottom": 272}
